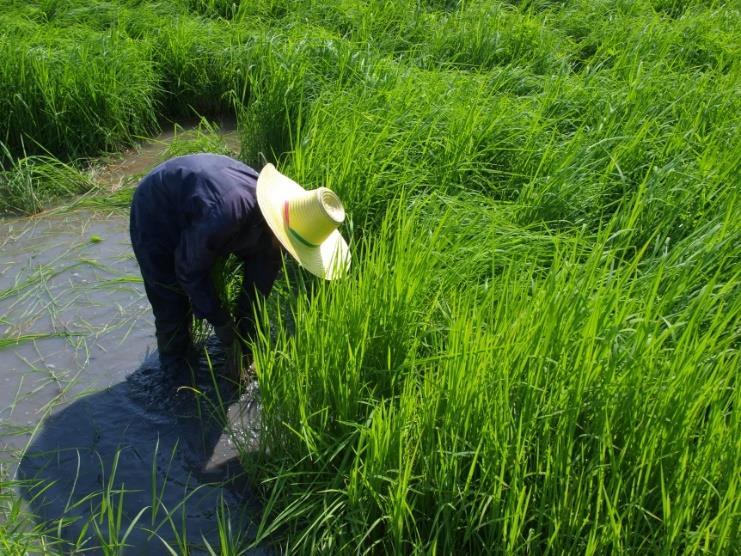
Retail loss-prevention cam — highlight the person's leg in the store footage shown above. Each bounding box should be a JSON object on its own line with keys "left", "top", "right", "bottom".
{"left": 130, "top": 202, "right": 194, "bottom": 375}
{"left": 143, "top": 279, "right": 194, "bottom": 373}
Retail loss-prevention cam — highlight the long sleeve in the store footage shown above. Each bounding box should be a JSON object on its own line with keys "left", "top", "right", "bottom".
{"left": 132, "top": 154, "right": 265, "bottom": 328}
{"left": 174, "top": 209, "right": 236, "bottom": 326}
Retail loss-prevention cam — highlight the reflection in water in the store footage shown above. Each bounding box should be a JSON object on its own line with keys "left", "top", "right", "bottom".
{"left": 18, "top": 339, "right": 268, "bottom": 554}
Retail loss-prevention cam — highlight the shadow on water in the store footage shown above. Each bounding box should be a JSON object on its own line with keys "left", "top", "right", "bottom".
{"left": 17, "top": 338, "right": 269, "bottom": 555}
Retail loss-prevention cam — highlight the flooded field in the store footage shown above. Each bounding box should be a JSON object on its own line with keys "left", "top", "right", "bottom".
{"left": 0, "top": 127, "right": 267, "bottom": 553}
{"left": 2, "top": 0, "right": 737, "bottom": 551}
{"left": 0, "top": 212, "right": 152, "bottom": 458}
{"left": 93, "top": 118, "right": 240, "bottom": 190}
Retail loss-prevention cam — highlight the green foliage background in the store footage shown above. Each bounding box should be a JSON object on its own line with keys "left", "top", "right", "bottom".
{"left": 0, "top": 0, "right": 738, "bottom": 553}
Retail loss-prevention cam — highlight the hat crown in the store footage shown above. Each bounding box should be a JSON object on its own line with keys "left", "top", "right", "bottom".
{"left": 285, "top": 187, "right": 345, "bottom": 247}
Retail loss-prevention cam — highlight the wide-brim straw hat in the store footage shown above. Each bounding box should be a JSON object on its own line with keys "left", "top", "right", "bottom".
{"left": 256, "top": 164, "right": 350, "bottom": 280}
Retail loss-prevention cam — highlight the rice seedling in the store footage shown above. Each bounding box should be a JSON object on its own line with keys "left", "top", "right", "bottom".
{"left": 247, "top": 191, "right": 738, "bottom": 553}
{"left": 0, "top": 20, "right": 158, "bottom": 159}
{"left": 1, "top": 0, "right": 738, "bottom": 553}
{"left": 164, "top": 118, "right": 236, "bottom": 159}
{"left": 0, "top": 154, "right": 97, "bottom": 216}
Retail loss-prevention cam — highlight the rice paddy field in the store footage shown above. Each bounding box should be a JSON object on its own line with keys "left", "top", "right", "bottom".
{"left": 1, "top": 0, "right": 739, "bottom": 554}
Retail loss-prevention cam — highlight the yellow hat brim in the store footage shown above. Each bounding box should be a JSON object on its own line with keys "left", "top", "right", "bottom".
{"left": 256, "top": 164, "right": 350, "bottom": 280}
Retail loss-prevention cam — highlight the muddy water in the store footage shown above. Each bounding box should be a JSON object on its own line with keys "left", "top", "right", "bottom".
{"left": 0, "top": 128, "right": 269, "bottom": 553}
{"left": 93, "top": 119, "right": 240, "bottom": 189}
{"left": 0, "top": 212, "right": 154, "bottom": 456}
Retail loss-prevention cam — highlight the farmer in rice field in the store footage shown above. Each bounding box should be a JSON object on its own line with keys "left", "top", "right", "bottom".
{"left": 129, "top": 153, "right": 350, "bottom": 380}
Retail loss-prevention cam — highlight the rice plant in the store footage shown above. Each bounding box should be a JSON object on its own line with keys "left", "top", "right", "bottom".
{"left": 0, "top": 154, "right": 96, "bottom": 215}
{"left": 1, "top": 0, "right": 738, "bottom": 553}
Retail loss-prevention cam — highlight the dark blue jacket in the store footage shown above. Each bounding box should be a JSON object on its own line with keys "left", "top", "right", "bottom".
{"left": 131, "top": 154, "right": 281, "bottom": 327}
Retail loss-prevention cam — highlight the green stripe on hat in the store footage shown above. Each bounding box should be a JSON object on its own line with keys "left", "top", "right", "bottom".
{"left": 288, "top": 226, "right": 320, "bottom": 248}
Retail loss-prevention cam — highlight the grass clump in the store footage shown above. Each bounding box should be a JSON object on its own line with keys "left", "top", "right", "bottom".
{"left": 164, "top": 118, "right": 235, "bottom": 158}
{"left": 1, "top": 0, "right": 739, "bottom": 553}
{"left": 420, "top": 1, "right": 572, "bottom": 74}
{"left": 251, "top": 194, "right": 739, "bottom": 554}
{"left": 147, "top": 15, "right": 251, "bottom": 117}
{"left": 0, "top": 478, "right": 57, "bottom": 555}
{"left": 0, "top": 155, "right": 96, "bottom": 215}
{"left": 0, "top": 21, "right": 158, "bottom": 159}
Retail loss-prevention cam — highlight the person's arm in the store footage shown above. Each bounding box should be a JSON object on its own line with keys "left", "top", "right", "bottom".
{"left": 174, "top": 210, "right": 235, "bottom": 328}
{"left": 236, "top": 247, "right": 282, "bottom": 345}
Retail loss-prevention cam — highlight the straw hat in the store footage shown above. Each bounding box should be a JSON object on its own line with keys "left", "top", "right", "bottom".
{"left": 256, "top": 164, "right": 350, "bottom": 280}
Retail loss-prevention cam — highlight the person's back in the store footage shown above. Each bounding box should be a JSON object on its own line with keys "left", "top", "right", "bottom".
{"left": 131, "top": 153, "right": 261, "bottom": 249}
{"left": 129, "top": 156, "right": 350, "bottom": 382}
{"left": 130, "top": 154, "right": 279, "bottom": 377}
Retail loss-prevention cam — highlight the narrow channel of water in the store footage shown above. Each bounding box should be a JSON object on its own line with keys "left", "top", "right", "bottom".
{"left": 0, "top": 124, "right": 268, "bottom": 553}
{"left": 93, "top": 118, "right": 240, "bottom": 189}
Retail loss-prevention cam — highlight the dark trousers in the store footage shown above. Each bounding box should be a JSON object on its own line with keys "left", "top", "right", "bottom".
{"left": 130, "top": 206, "right": 193, "bottom": 371}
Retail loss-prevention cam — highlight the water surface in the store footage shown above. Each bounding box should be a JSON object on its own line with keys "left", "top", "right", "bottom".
{"left": 1, "top": 125, "right": 267, "bottom": 553}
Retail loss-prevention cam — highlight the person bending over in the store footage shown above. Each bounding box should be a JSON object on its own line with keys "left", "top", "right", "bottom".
{"left": 129, "top": 153, "right": 350, "bottom": 379}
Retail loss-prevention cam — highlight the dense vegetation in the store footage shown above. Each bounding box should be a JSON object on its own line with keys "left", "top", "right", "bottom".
{"left": 1, "top": 0, "right": 738, "bottom": 553}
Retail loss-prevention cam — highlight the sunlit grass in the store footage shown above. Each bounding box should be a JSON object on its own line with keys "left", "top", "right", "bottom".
{"left": 1, "top": 0, "right": 738, "bottom": 553}
{"left": 249, "top": 193, "right": 738, "bottom": 553}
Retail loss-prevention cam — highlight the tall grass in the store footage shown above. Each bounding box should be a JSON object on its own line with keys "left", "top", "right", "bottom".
{"left": 1, "top": 0, "right": 739, "bottom": 553}
{"left": 241, "top": 0, "right": 739, "bottom": 552}
{"left": 250, "top": 194, "right": 738, "bottom": 553}
{"left": 0, "top": 20, "right": 158, "bottom": 159}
